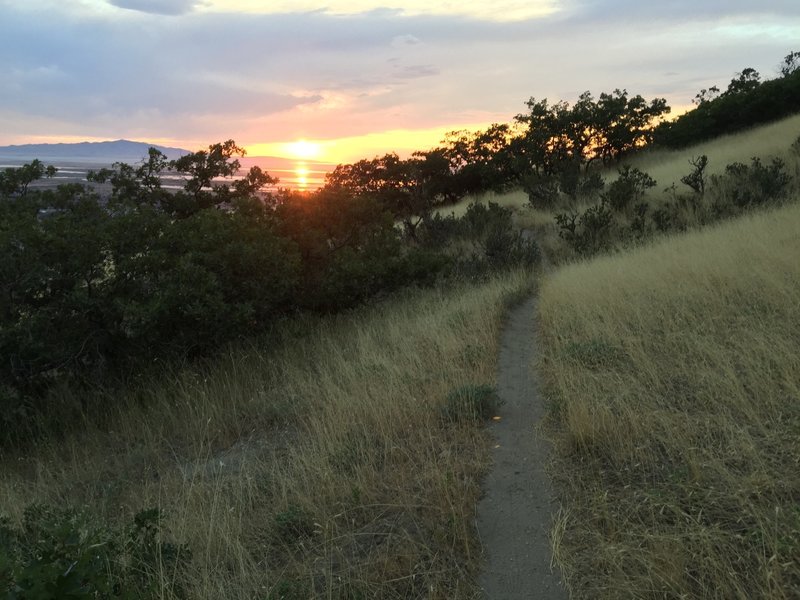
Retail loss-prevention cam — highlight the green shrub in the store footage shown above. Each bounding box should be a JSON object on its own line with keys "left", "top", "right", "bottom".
{"left": 712, "top": 156, "right": 791, "bottom": 210}
{"left": 576, "top": 171, "right": 605, "bottom": 200}
{"left": 521, "top": 172, "right": 560, "bottom": 209}
{"left": 650, "top": 201, "right": 687, "bottom": 233}
{"left": 455, "top": 202, "right": 540, "bottom": 276}
{"left": 273, "top": 505, "right": 314, "bottom": 543}
{"left": 603, "top": 166, "right": 656, "bottom": 212}
{"left": 441, "top": 384, "right": 501, "bottom": 423}
{"left": 0, "top": 505, "right": 189, "bottom": 599}
{"left": 523, "top": 167, "right": 605, "bottom": 209}
{"left": 416, "top": 212, "right": 460, "bottom": 250}
{"left": 555, "top": 200, "right": 616, "bottom": 257}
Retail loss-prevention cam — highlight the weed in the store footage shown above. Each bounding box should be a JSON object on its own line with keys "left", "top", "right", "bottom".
{"left": 274, "top": 505, "right": 314, "bottom": 543}
{"left": 441, "top": 384, "right": 501, "bottom": 423}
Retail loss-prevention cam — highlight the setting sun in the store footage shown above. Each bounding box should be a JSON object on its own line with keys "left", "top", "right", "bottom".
{"left": 286, "top": 139, "right": 322, "bottom": 160}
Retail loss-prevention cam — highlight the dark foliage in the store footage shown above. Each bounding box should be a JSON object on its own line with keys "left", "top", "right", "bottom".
{"left": 514, "top": 89, "right": 670, "bottom": 175}
{"left": 555, "top": 200, "right": 615, "bottom": 257}
{"left": 556, "top": 148, "right": 794, "bottom": 258}
{"left": 654, "top": 55, "right": 800, "bottom": 148}
{"left": 456, "top": 202, "right": 541, "bottom": 276}
{"left": 0, "top": 505, "right": 189, "bottom": 599}
{"left": 602, "top": 166, "right": 656, "bottom": 212}
{"left": 0, "top": 147, "right": 543, "bottom": 444}
{"left": 709, "top": 157, "right": 792, "bottom": 215}
{"left": 680, "top": 155, "right": 709, "bottom": 197}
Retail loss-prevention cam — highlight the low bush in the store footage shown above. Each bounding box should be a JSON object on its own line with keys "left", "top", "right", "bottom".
{"left": 555, "top": 200, "right": 615, "bottom": 257}
{"left": 454, "top": 202, "right": 540, "bottom": 277}
{"left": 603, "top": 166, "right": 656, "bottom": 212}
{"left": 441, "top": 384, "right": 501, "bottom": 423}
{"left": 710, "top": 156, "right": 791, "bottom": 214}
{"left": 0, "top": 505, "right": 189, "bottom": 599}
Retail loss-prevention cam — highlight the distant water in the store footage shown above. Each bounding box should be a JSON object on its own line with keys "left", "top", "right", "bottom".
{"left": 0, "top": 155, "right": 334, "bottom": 192}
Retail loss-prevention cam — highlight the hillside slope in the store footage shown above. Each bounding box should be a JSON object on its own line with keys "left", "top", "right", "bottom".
{"left": 539, "top": 202, "right": 800, "bottom": 598}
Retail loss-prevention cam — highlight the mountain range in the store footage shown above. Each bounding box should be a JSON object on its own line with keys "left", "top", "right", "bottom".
{"left": 0, "top": 140, "right": 190, "bottom": 161}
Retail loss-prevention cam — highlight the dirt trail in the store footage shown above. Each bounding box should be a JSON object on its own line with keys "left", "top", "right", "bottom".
{"left": 476, "top": 293, "right": 567, "bottom": 599}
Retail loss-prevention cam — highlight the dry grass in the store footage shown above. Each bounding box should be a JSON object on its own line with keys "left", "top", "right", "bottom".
{"left": 622, "top": 113, "right": 800, "bottom": 198}
{"left": 0, "top": 271, "right": 533, "bottom": 599}
{"left": 538, "top": 202, "right": 800, "bottom": 598}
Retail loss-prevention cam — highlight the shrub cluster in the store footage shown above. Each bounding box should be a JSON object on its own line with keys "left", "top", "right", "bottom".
{"left": 0, "top": 505, "right": 189, "bottom": 599}
{"left": 555, "top": 151, "right": 794, "bottom": 257}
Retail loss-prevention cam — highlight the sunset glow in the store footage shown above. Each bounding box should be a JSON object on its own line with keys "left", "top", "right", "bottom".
{"left": 2, "top": 1, "right": 796, "bottom": 179}
{"left": 295, "top": 164, "right": 310, "bottom": 190}
{"left": 286, "top": 140, "right": 322, "bottom": 160}
{"left": 244, "top": 122, "right": 498, "bottom": 166}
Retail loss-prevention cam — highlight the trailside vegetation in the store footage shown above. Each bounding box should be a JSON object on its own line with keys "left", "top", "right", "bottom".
{"left": 0, "top": 270, "right": 534, "bottom": 599}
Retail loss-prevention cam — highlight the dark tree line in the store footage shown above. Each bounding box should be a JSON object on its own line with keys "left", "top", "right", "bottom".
{"left": 320, "top": 88, "right": 672, "bottom": 216}
{"left": 1, "top": 141, "right": 538, "bottom": 443}
{"left": 654, "top": 51, "right": 800, "bottom": 148}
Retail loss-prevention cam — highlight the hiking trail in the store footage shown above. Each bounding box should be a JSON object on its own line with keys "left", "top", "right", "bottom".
{"left": 476, "top": 293, "right": 567, "bottom": 599}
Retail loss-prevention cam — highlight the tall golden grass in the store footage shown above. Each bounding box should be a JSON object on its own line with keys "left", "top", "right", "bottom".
{"left": 623, "top": 113, "right": 800, "bottom": 194}
{"left": 538, "top": 202, "right": 800, "bottom": 598}
{"left": 0, "top": 271, "right": 532, "bottom": 598}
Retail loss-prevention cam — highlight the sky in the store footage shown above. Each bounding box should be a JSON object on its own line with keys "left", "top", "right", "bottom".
{"left": 1, "top": 0, "right": 799, "bottom": 166}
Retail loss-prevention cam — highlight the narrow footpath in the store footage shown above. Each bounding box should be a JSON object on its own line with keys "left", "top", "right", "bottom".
{"left": 476, "top": 293, "right": 567, "bottom": 599}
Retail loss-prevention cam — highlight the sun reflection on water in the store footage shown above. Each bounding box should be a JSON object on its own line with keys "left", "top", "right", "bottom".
{"left": 295, "top": 164, "right": 310, "bottom": 190}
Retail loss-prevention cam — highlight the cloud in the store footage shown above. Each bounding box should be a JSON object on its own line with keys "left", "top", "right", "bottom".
{"left": 1, "top": 1, "right": 799, "bottom": 150}
{"left": 392, "top": 34, "right": 422, "bottom": 47}
{"left": 108, "top": 0, "right": 199, "bottom": 16}
{"left": 198, "top": 0, "right": 558, "bottom": 22}
{"left": 394, "top": 64, "right": 439, "bottom": 79}
{"left": 568, "top": 0, "right": 800, "bottom": 23}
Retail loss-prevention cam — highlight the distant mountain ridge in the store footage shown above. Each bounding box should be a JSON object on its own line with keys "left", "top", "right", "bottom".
{"left": 0, "top": 139, "right": 190, "bottom": 161}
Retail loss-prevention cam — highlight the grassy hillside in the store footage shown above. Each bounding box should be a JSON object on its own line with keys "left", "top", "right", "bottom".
{"left": 0, "top": 271, "right": 532, "bottom": 599}
{"left": 622, "top": 112, "right": 800, "bottom": 197}
{"left": 538, "top": 202, "right": 800, "bottom": 598}
{"left": 442, "top": 112, "right": 800, "bottom": 258}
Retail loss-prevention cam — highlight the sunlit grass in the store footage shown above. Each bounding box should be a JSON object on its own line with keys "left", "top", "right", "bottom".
{"left": 539, "top": 202, "right": 800, "bottom": 598}
{"left": 622, "top": 112, "right": 800, "bottom": 194}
